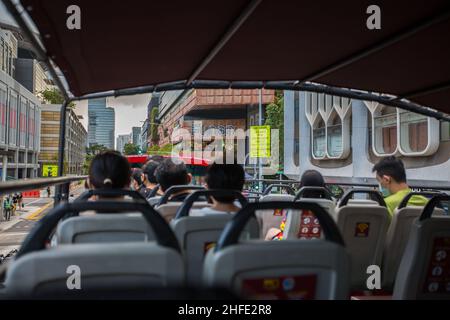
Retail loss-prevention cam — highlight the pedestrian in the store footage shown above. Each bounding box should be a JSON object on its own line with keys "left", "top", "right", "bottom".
{"left": 47, "top": 186, "right": 51, "bottom": 198}
{"left": 3, "top": 196, "right": 12, "bottom": 221}
{"left": 12, "top": 194, "right": 18, "bottom": 216}
{"left": 18, "top": 192, "right": 24, "bottom": 209}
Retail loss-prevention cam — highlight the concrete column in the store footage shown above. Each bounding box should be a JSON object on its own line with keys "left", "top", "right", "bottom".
{"left": 1, "top": 154, "right": 8, "bottom": 222}
{"left": 2, "top": 155, "right": 7, "bottom": 182}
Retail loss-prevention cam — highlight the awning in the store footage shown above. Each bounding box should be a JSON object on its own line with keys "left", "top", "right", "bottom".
{"left": 8, "top": 0, "right": 450, "bottom": 117}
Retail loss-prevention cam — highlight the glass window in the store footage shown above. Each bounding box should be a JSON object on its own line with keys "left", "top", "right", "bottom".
{"left": 399, "top": 110, "right": 428, "bottom": 153}
{"left": 373, "top": 106, "right": 397, "bottom": 155}
{"left": 312, "top": 119, "right": 326, "bottom": 158}
{"left": 9, "top": 92, "right": 18, "bottom": 146}
{"left": 0, "top": 84, "right": 6, "bottom": 144}
{"left": 327, "top": 115, "right": 343, "bottom": 157}
{"left": 0, "top": 38, "right": 4, "bottom": 71}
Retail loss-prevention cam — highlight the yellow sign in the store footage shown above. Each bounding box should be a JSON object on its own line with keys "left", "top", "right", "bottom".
{"left": 250, "top": 125, "right": 271, "bottom": 158}
{"left": 42, "top": 164, "right": 58, "bottom": 177}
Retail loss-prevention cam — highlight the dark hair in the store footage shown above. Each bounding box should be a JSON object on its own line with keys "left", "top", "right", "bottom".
{"left": 142, "top": 161, "right": 161, "bottom": 184}
{"left": 372, "top": 156, "right": 406, "bottom": 183}
{"left": 205, "top": 163, "right": 245, "bottom": 203}
{"left": 154, "top": 158, "right": 189, "bottom": 192}
{"left": 131, "top": 168, "right": 143, "bottom": 186}
{"left": 299, "top": 169, "right": 326, "bottom": 198}
{"left": 89, "top": 150, "right": 131, "bottom": 189}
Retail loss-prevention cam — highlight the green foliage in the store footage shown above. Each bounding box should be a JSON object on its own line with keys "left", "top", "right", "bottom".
{"left": 123, "top": 143, "right": 141, "bottom": 155}
{"left": 265, "top": 90, "right": 284, "bottom": 170}
{"left": 39, "top": 88, "right": 75, "bottom": 108}
{"left": 147, "top": 143, "right": 173, "bottom": 156}
{"left": 84, "top": 144, "right": 108, "bottom": 174}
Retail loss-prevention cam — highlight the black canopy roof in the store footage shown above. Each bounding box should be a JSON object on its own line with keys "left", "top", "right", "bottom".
{"left": 7, "top": 0, "right": 450, "bottom": 118}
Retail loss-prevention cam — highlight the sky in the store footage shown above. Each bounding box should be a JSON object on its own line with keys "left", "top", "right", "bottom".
{"left": 73, "top": 93, "right": 151, "bottom": 139}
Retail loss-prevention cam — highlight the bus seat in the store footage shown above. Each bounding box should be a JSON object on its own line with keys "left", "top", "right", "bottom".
{"left": 154, "top": 185, "right": 207, "bottom": 222}
{"left": 4, "top": 242, "right": 184, "bottom": 298}
{"left": 203, "top": 202, "right": 350, "bottom": 300}
{"left": 335, "top": 189, "right": 390, "bottom": 289}
{"left": 172, "top": 213, "right": 259, "bottom": 285}
{"left": 347, "top": 199, "right": 379, "bottom": 206}
{"left": 382, "top": 192, "right": 445, "bottom": 290}
{"left": 282, "top": 200, "right": 336, "bottom": 240}
{"left": 170, "top": 190, "right": 257, "bottom": 286}
{"left": 256, "top": 194, "right": 294, "bottom": 239}
{"left": 393, "top": 195, "right": 450, "bottom": 300}
{"left": 156, "top": 202, "right": 210, "bottom": 222}
{"left": 56, "top": 214, "right": 156, "bottom": 244}
{"left": 296, "top": 198, "right": 336, "bottom": 219}
{"left": 282, "top": 208, "right": 323, "bottom": 240}
{"left": 147, "top": 196, "right": 161, "bottom": 206}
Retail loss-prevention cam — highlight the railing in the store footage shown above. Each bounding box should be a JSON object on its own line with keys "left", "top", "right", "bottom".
{"left": 0, "top": 176, "right": 87, "bottom": 204}
{"left": 244, "top": 178, "right": 450, "bottom": 198}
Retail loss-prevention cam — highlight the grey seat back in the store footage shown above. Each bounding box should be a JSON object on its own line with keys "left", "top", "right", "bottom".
{"left": 156, "top": 202, "right": 210, "bottom": 222}
{"left": 382, "top": 206, "right": 421, "bottom": 289}
{"left": 5, "top": 242, "right": 184, "bottom": 298}
{"left": 171, "top": 210, "right": 259, "bottom": 285}
{"left": 147, "top": 196, "right": 161, "bottom": 206}
{"left": 204, "top": 240, "right": 349, "bottom": 299}
{"left": 256, "top": 194, "right": 294, "bottom": 239}
{"left": 393, "top": 216, "right": 450, "bottom": 299}
{"left": 282, "top": 209, "right": 322, "bottom": 240}
{"left": 203, "top": 201, "right": 350, "bottom": 300}
{"left": 335, "top": 204, "right": 390, "bottom": 289}
{"left": 383, "top": 207, "right": 446, "bottom": 289}
{"left": 295, "top": 198, "right": 336, "bottom": 219}
{"left": 56, "top": 213, "right": 155, "bottom": 244}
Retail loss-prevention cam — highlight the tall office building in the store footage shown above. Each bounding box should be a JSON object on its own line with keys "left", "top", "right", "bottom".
{"left": 116, "top": 134, "right": 131, "bottom": 153}
{"left": 88, "top": 98, "right": 115, "bottom": 149}
{"left": 132, "top": 127, "right": 141, "bottom": 146}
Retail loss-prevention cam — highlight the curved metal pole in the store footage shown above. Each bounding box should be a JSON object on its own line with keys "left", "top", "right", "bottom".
{"left": 55, "top": 100, "right": 70, "bottom": 205}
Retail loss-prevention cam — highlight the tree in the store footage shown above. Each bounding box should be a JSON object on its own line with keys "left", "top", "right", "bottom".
{"left": 39, "top": 88, "right": 75, "bottom": 108}
{"left": 265, "top": 90, "right": 284, "bottom": 170}
{"left": 83, "top": 144, "right": 108, "bottom": 174}
{"left": 124, "top": 143, "right": 140, "bottom": 155}
{"left": 86, "top": 144, "right": 108, "bottom": 155}
{"left": 147, "top": 143, "right": 173, "bottom": 156}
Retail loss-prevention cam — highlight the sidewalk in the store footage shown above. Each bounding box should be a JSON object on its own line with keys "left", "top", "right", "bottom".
{"left": 0, "top": 201, "right": 52, "bottom": 231}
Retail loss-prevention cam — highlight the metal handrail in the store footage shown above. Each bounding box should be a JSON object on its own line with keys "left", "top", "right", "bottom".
{"left": 0, "top": 176, "right": 87, "bottom": 196}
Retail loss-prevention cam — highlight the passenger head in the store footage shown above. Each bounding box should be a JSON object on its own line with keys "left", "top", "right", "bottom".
{"left": 131, "top": 168, "right": 143, "bottom": 190}
{"left": 205, "top": 163, "right": 245, "bottom": 203}
{"left": 88, "top": 150, "right": 131, "bottom": 190}
{"left": 154, "top": 158, "right": 191, "bottom": 192}
{"left": 299, "top": 169, "right": 326, "bottom": 198}
{"left": 142, "top": 161, "right": 160, "bottom": 185}
{"left": 372, "top": 156, "right": 407, "bottom": 196}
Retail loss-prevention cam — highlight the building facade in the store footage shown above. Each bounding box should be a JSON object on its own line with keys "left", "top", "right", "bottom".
{"left": 140, "top": 119, "right": 149, "bottom": 152}
{"left": 116, "top": 134, "right": 131, "bottom": 153}
{"left": 283, "top": 91, "right": 450, "bottom": 188}
{"left": 14, "top": 58, "right": 49, "bottom": 96}
{"left": 132, "top": 126, "right": 141, "bottom": 146}
{"left": 39, "top": 104, "right": 87, "bottom": 175}
{"left": 88, "top": 98, "right": 115, "bottom": 149}
{"left": 157, "top": 89, "right": 275, "bottom": 147}
{"left": 0, "top": 28, "right": 41, "bottom": 180}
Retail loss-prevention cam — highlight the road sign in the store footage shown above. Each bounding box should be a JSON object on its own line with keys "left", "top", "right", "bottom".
{"left": 42, "top": 164, "right": 58, "bottom": 177}
{"left": 250, "top": 125, "right": 271, "bottom": 158}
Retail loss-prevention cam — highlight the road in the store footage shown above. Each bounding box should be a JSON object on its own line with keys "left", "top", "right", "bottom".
{"left": 0, "top": 186, "right": 86, "bottom": 257}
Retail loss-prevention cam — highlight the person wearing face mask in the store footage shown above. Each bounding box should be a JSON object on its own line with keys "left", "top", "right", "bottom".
{"left": 372, "top": 156, "right": 428, "bottom": 216}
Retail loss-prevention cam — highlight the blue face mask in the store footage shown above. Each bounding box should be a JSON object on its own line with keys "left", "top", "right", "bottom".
{"left": 378, "top": 183, "right": 391, "bottom": 197}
